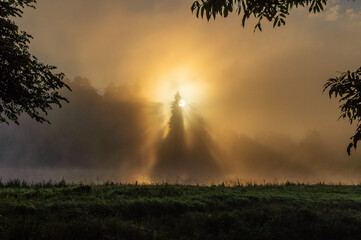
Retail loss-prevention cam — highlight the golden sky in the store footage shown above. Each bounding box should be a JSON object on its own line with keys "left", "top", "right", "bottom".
{"left": 19, "top": 0, "right": 360, "bottom": 134}
{"left": 3, "top": 0, "right": 361, "bottom": 182}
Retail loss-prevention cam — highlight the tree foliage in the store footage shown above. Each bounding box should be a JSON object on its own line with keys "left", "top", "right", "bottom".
{"left": 191, "top": 0, "right": 327, "bottom": 31}
{"left": 324, "top": 67, "right": 361, "bottom": 155}
{"left": 0, "top": 0, "right": 70, "bottom": 124}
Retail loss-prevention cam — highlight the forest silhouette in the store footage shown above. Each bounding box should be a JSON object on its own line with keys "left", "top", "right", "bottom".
{"left": 2, "top": 78, "right": 361, "bottom": 182}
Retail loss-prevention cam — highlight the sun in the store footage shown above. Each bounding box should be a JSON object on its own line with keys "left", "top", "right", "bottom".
{"left": 179, "top": 99, "right": 186, "bottom": 107}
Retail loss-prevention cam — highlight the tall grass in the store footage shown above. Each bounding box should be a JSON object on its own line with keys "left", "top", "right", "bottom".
{"left": 1, "top": 178, "right": 361, "bottom": 239}
{"left": 0, "top": 177, "right": 358, "bottom": 188}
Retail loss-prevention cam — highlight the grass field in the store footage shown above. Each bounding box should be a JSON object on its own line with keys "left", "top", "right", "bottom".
{"left": 1, "top": 179, "right": 361, "bottom": 240}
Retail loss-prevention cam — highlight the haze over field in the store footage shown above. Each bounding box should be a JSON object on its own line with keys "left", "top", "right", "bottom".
{"left": 1, "top": 0, "right": 361, "bottom": 183}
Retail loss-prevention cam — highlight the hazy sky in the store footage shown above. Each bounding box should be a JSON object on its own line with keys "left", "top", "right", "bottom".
{"left": 2, "top": 0, "right": 361, "bottom": 182}
{"left": 18, "top": 0, "right": 360, "bottom": 136}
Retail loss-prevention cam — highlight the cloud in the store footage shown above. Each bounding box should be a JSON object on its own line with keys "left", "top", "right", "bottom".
{"left": 324, "top": 5, "right": 341, "bottom": 21}
{"left": 313, "top": 1, "right": 361, "bottom": 23}
{"left": 345, "top": 8, "right": 361, "bottom": 24}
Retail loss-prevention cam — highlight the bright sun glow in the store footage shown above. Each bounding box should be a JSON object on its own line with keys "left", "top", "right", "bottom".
{"left": 179, "top": 99, "right": 186, "bottom": 107}
{"left": 149, "top": 67, "right": 210, "bottom": 107}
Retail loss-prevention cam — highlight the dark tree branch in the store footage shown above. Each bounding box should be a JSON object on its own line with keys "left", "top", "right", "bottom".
{"left": 192, "top": 0, "right": 327, "bottom": 31}
{"left": 324, "top": 67, "right": 361, "bottom": 155}
{"left": 0, "top": 0, "right": 70, "bottom": 124}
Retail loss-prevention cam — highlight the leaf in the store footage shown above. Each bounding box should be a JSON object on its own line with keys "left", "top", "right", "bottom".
{"left": 347, "top": 143, "right": 353, "bottom": 155}
{"left": 224, "top": 8, "right": 228, "bottom": 17}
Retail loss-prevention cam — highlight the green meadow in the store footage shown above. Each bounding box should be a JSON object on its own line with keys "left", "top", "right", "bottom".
{"left": 1, "top": 180, "right": 361, "bottom": 240}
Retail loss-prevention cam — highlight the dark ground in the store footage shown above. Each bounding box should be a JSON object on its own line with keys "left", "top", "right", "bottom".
{"left": 1, "top": 179, "right": 361, "bottom": 240}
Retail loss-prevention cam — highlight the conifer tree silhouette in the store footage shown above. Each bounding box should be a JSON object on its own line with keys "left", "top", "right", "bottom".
{"left": 153, "top": 92, "right": 188, "bottom": 177}
{"left": 153, "top": 92, "right": 221, "bottom": 179}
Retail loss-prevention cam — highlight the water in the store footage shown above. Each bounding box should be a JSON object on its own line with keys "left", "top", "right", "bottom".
{"left": 0, "top": 167, "right": 123, "bottom": 184}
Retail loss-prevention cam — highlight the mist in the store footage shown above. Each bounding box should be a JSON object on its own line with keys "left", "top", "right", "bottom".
{"left": 1, "top": 0, "right": 361, "bottom": 183}
{"left": 1, "top": 77, "right": 361, "bottom": 183}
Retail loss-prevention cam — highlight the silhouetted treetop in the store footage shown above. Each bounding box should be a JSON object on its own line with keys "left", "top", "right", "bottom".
{"left": 0, "top": 0, "right": 70, "bottom": 124}
{"left": 169, "top": 92, "right": 185, "bottom": 134}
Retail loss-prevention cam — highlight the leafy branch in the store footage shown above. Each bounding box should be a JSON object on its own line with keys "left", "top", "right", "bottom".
{"left": 324, "top": 67, "right": 361, "bottom": 155}
{"left": 0, "top": 0, "right": 70, "bottom": 124}
{"left": 191, "top": 0, "right": 327, "bottom": 31}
